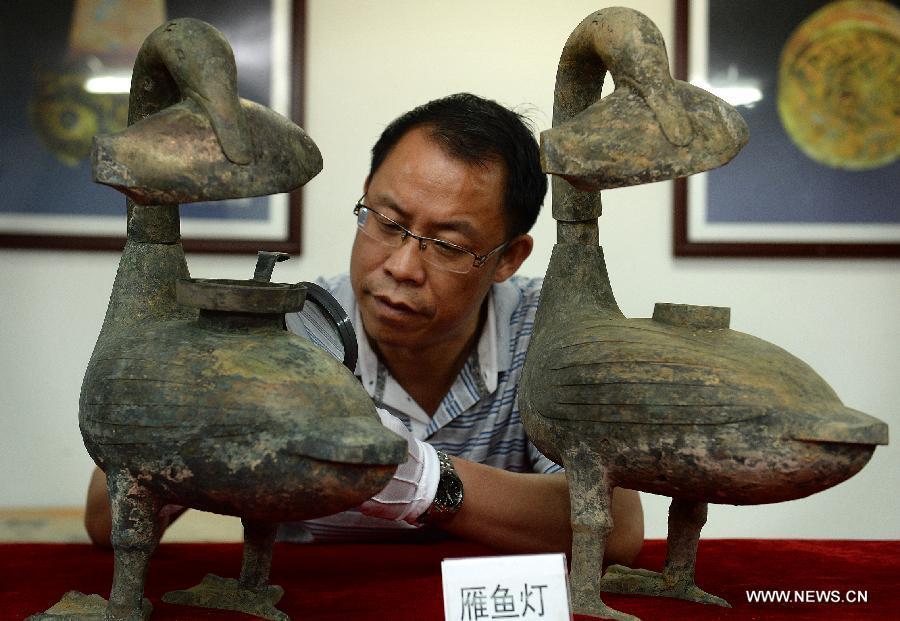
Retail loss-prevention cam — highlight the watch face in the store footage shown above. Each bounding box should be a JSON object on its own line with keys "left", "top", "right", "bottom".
{"left": 443, "top": 475, "right": 464, "bottom": 507}
{"left": 420, "top": 451, "right": 464, "bottom": 524}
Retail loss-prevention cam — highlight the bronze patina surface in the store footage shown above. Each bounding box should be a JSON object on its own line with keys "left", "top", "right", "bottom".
{"left": 518, "top": 8, "right": 889, "bottom": 621}
{"left": 29, "top": 18, "right": 405, "bottom": 621}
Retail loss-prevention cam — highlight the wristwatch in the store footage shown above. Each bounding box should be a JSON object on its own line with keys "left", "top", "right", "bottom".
{"left": 417, "top": 449, "right": 464, "bottom": 525}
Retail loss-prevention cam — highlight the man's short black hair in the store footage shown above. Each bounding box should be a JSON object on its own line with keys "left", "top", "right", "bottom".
{"left": 369, "top": 93, "right": 546, "bottom": 238}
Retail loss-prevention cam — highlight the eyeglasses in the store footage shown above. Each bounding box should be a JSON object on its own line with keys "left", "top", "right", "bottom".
{"left": 353, "top": 196, "right": 509, "bottom": 274}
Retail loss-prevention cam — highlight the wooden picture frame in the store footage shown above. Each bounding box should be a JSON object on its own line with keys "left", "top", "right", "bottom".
{"left": 0, "top": 0, "right": 306, "bottom": 254}
{"left": 672, "top": 0, "right": 900, "bottom": 258}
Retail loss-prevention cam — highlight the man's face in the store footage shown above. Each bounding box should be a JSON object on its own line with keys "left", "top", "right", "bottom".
{"left": 350, "top": 126, "right": 529, "bottom": 355}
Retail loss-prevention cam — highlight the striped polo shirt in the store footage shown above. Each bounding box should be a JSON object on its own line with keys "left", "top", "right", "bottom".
{"left": 279, "top": 274, "right": 560, "bottom": 542}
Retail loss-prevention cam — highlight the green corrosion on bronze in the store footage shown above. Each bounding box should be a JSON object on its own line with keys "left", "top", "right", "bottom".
{"left": 29, "top": 18, "right": 404, "bottom": 621}
{"left": 518, "top": 8, "right": 889, "bottom": 621}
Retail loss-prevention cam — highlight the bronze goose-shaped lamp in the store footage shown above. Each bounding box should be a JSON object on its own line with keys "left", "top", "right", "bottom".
{"left": 518, "top": 8, "right": 889, "bottom": 621}
{"left": 30, "top": 18, "right": 405, "bottom": 621}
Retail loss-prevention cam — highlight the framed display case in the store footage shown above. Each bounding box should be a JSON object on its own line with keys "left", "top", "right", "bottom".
{"left": 0, "top": 0, "right": 306, "bottom": 253}
{"left": 673, "top": 0, "right": 899, "bottom": 258}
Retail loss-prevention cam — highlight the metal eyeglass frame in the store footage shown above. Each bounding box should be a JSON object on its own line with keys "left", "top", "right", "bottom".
{"left": 353, "top": 196, "right": 509, "bottom": 274}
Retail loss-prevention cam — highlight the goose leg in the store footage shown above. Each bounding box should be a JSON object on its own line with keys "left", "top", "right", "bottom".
{"left": 600, "top": 498, "right": 729, "bottom": 608}
{"left": 24, "top": 471, "right": 157, "bottom": 621}
{"left": 566, "top": 447, "right": 640, "bottom": 621}
{"left": 106, "top": 470, "right": 160, "bottom": 621}
{"left": 163, "top": 519, "right": 288, "bottom": 621}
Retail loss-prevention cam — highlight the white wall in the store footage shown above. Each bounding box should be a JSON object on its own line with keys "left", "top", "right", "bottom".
{"left": 1, "top": 0, "right": 897, "bottom": 540}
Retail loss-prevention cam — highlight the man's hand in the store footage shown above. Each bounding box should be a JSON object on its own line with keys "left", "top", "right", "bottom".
{"left": 443, "top": 459, "right": 643, "bottom": 564}
{"left": 358, "top": 409, "right": 440, "bottom": 524}
{"left": 356, "top": 411, "right": 644, "bottom": 564}
{"left": 85, "top": 468, "right": 113, "bottom": 547}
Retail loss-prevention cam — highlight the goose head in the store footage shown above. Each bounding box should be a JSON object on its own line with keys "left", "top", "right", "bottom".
{"left": 542, "top": 7, "right": 748, "bottom": 220}
{"left": 91, "top": 18, "right": 322, "bottom": 205}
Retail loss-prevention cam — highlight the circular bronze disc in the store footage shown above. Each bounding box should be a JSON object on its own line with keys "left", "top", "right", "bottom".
{"left": 777, "top": 0, "right": 900, "bottom": 170}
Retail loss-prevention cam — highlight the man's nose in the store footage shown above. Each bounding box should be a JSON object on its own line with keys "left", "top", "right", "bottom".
{"left": 382, "top": 236, "right": 427, "bottom": 284}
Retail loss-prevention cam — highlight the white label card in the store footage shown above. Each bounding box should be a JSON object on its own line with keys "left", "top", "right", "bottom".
{"left": 441, "top": 553, "right": 572, "bottom": 621}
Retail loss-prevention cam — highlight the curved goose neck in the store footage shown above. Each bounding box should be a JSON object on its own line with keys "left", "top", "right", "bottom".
{"left": 124, "top": 17, "right": 251, "bottom": 245}
{"left": 123, "top": 22, "right": 190, "bottom": 244}
{"left": 549, "top": 8, "right": 690, "bottom": 246}
{"left": 93, "top": 20, "right": 239, "bottom": 346}
{"left": 549, "top": 14, "right": 608, "bottom": 243}
{"left": 539, "top": 11, "right": 626, "bottom": 319}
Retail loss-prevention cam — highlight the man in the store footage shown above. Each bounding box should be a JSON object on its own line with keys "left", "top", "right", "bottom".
{"left": 85, "top": 93, "right": 643, "bottom": 563}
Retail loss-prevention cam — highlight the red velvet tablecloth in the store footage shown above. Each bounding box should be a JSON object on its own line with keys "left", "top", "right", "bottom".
{"left": 3, "top": 539, "right": 897, "bottom": 620}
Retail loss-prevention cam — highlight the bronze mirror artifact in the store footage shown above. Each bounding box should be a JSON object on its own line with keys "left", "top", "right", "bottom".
{"left": 518, "top": 8, "right": 889, "bottom": 621}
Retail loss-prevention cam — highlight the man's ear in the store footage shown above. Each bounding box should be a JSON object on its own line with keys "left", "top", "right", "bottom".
{"left": 493, "top": 234, "right": 533, "bottom": 283}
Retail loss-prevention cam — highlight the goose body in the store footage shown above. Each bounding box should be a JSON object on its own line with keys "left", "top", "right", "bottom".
{"left": 81, "top": 306, "right": 404, "bottom": 524}
{"left": 521, "top": 243, "right": 886, "bottom": 507}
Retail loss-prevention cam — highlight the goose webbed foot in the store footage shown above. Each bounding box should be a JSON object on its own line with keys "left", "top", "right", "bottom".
{"left": 573, "top": 595, "right": 642, "bottom": 621}
{"left": 600, "top": 564, "right": 730, "bottom": 608}
{"left": 164, "top": 519, "right": 287, "bottom": 620}
{"left": 25, "top": 591, "right": 152, "bottom": 621}
{"left": 599, "top": 498, "right": 729, "bottom": 609}
{"left": 163, "top": 573, "right": 288, "bottom": 621}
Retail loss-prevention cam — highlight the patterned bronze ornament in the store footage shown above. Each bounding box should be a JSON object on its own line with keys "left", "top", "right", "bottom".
{"left": 777, "top": 0, "right": 900, "bottom": 170}
{"left": 29, "top": 67, "right": 128, "bottom": 166}
{"left": 27, "top": 0, "right": 163, "bottom": 166}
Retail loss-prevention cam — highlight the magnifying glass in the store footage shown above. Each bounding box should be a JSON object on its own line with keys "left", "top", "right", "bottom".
{"left": 293, "top": 280, "right": 358, "bottom": 372}
{"left": 255, "top": 251, "right": 358, "bottom": 372}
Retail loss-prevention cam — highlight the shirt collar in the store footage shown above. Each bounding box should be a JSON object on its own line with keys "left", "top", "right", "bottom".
{"left": 332, "top": 277, "right": 519, "bottom": 428}
{"left": 354, "top": 294, "right": 498, "bottom": 427}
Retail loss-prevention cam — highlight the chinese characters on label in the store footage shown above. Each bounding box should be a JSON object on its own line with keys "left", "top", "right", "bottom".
{"left": 442, "top": 553, "right": 570, "bottom": 621}
{"left": 459, "top": 583, "right": 549, "bottom": 619}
